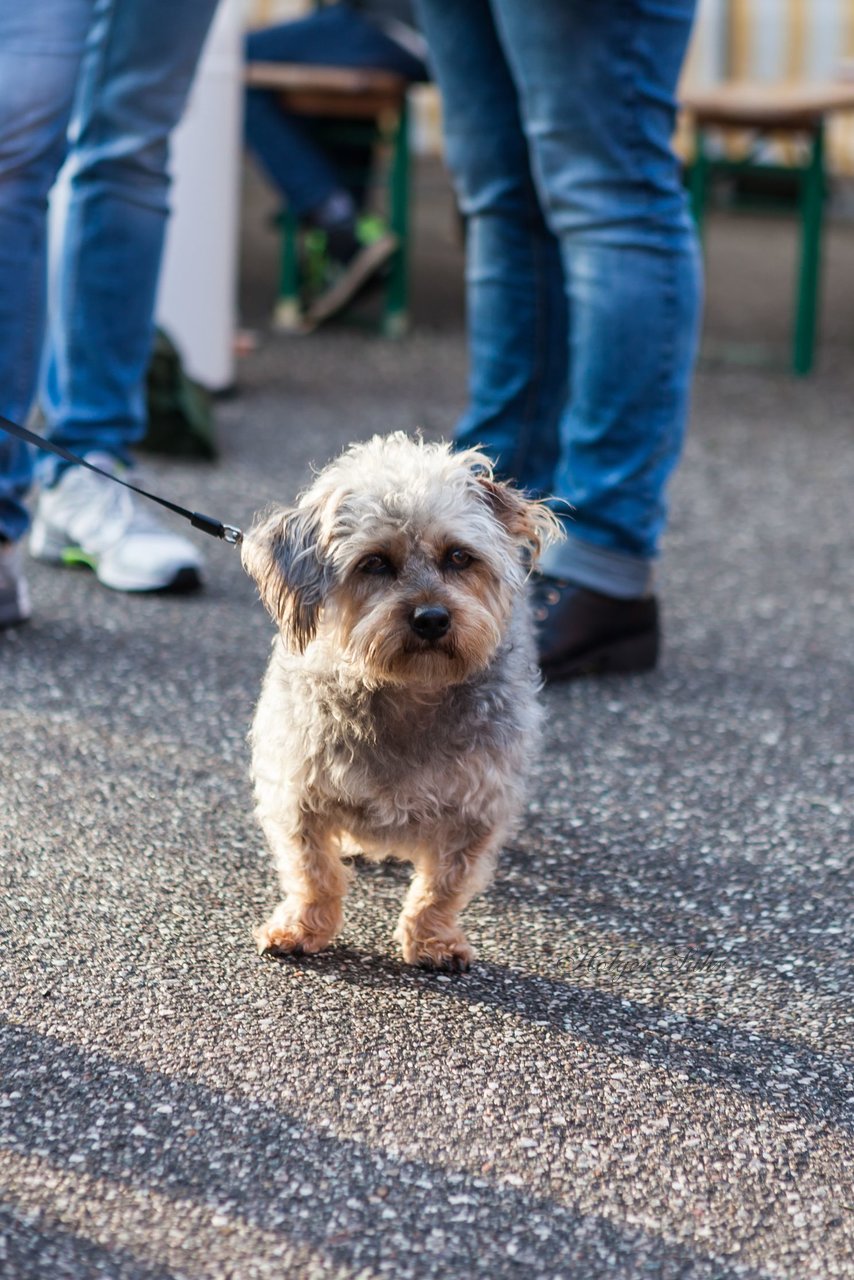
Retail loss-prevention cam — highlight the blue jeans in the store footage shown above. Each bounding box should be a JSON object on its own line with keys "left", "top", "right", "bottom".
{"left": 416, "top": 0, "right": 702, "bottom": 597}
{"left": 245, "top": 4, "right": 428, "bottom": 218}
{"left": 0, "top": 0, "right": 218, "bottom": 543}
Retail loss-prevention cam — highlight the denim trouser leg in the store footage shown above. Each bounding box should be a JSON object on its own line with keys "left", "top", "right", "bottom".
{"left": 0, "top": 0, "right": 219, "bottom": 536}
{"left": 245, "top": 6, "right": 429, "bottom": 217}
{"left": 39, "top": 0, "right": 219, "bottom": 489}
{"left": 415, "top": 0, "right": 567, "bottom": 499}
{"left": 454, "top": 140, "right": 568, "bottom": 500}
{"left": 0, "top": 0, "right": 91, "bottom": 542}
{"left": 417, "top": 0, "right": 702, "bottom": 597}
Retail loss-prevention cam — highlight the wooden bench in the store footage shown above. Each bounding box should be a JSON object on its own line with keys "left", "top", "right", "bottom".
{"left": 245, "top": 62, "right": 412, "bottom": 337}
{"left": 682, "top": 80, "right": 854, "bottom": 375}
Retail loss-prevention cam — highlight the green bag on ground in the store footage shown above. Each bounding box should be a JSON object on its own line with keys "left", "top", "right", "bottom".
{"left": 143, "top": 328, "right": 217, "bottom": 460}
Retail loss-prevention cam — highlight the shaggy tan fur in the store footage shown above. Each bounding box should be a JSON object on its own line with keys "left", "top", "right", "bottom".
{"left": 242, "top": 433, "right": 561, "bottom": 971}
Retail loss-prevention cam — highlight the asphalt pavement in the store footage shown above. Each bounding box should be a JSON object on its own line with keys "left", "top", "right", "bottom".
{"left": 0, "top": 162, "right": 852, "bottom": 1278}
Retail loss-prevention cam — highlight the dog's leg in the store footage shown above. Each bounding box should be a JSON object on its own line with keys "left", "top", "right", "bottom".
{"left": 394, "top": 835, "right": 499, "bottom": 972}
{"left": 254, "top": 817, "right": 350, "bottom": 956}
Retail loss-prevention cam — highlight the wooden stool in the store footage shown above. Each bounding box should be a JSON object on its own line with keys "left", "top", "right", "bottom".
{"left": 682, "top": 81, "right": 854, "bottom": 375}
{"left": 245, "top": 62, "right": 411, "bottom": 337}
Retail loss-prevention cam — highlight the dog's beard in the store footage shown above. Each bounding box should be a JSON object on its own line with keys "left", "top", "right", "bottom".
{"left": 324, "top": 589, "right": 509, "bottom": 690}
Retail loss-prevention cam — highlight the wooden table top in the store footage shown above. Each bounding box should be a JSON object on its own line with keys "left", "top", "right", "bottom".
{"left": 681, "top": 80, "right": 854, "bottom": 128}
{"left": 246, "top": 61, "right": 407, "bottom": 99}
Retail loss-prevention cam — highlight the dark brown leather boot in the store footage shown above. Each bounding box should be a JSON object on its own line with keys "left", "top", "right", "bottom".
{"left": 531, "top": 573, "right": 659, "bottom": 681}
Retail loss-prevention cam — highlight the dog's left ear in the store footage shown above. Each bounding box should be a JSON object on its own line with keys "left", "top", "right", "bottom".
{"left": 474, "top": 474, "right": 564, "bottom": 563}
{"left": 241, "top": 503, "right": 332, "bottom": 650}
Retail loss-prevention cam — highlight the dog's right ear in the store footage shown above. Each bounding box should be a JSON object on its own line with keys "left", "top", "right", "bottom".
{"left": 241, "top": 504, "right": 332, "bottom": 651}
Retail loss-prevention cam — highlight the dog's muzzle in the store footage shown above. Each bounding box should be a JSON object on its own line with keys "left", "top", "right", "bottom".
{"left": 409, "top": 604, "right": 451, "bottom": 642}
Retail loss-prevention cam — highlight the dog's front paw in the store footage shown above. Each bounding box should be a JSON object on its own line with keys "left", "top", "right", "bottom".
{"left": 254, "top": 900, "right": 341, "bottom": 957}
{"left": 254, "top": 919, "right": 323, "bottom": 956}
{"left": 395, "top": 920, "right": 474, "bottom": 973}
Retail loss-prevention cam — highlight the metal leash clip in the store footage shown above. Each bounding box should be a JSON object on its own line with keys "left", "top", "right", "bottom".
{"left": 189, "top": 512, "right": 244, "bottom": 545}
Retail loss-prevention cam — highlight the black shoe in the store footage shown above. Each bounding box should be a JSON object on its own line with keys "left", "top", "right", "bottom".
{"left": 531, "top": 572, "right": 659, "bottom": 681}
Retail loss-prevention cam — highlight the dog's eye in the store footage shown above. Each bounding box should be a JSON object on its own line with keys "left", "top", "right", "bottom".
{"left": 444, "top": 547, "right": 474, "bottom": 571}
{"left": 359, "top": 554, "right": 395, "bottom": 576}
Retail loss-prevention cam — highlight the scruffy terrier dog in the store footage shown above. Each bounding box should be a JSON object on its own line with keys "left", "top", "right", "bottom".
{"left": 241, "top": 433, "right": 560, "bottom": 971}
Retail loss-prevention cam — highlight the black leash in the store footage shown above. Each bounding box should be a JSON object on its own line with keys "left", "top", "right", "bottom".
{"left": 0, "top": 412, "right": 242, "bottom": 545}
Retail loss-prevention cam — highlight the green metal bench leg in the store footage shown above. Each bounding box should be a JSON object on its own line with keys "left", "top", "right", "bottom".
{"left": 274, "top": 206, "right": 302, "bottom": 332}
{"left": 793, "top": 122, "right": 825, "bottom": 377}
{"left": 689, "top": 126, "right": 710, "bottom": 244}
{"left": 383, "top": 97, "right": 410, "bottom": 339}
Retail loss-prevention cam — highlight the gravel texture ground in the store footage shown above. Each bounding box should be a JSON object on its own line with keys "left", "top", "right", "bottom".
{"left": 0, "top": 162, "right": 852, "bottom": 1279}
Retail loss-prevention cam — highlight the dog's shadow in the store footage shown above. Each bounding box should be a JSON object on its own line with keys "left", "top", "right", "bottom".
{"left": 261, "top": 941, "right": 429, "bottom": 987}
{"left": 262, "top": 941, "right": 852, "bottom": 1135}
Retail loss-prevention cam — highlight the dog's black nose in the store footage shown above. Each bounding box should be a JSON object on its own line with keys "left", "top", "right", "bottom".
{"left": 410, "top": 604, "right": 451, "bottom": 640}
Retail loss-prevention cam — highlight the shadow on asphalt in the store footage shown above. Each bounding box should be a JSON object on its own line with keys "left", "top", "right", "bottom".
{"left": 0, "top": 1016, "right": 768, "bottom": 1279}
{"left": 0, "top": 1203, "right": 173, "bottom": 1280}
{"left": 259, "top": 948, "right": 852, "bottom": 1135}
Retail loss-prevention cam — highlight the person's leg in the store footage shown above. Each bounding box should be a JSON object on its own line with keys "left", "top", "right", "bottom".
{"left": 27, "top": 0, "right": 218, "bottom": 595}
{"left": 245, "top": 13, "right": 354, "bottom": 222}
{"left": 40, "top": 0, "right": 219, "bottom": 474}
{"left": 0, "top": 0, "right": 91, "bottom": 544}
{"left": 245, "top": 5, "right": 428, "bottom": 220}
{"left": 247, "top": 4, "right": 428, "bottom": 81}
{"left": 492, "top": 0, "right": 702, "bottom": 597}
{"left": 414, "top": 0, "right": 566, "bottom": 496}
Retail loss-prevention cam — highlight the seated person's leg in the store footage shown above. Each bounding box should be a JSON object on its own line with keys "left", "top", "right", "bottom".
{"left": 246, "top": 4, "right": 428, "bottom": 81}
{"left": 245, "top": 3, "right": 428, "bottom": 290}
{"left": 244, "top": 88, "right": 353, "bottom": 232}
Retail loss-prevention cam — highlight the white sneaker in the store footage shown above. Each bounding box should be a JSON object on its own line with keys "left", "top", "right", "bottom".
{"left": 0, "top": 541, "right": 31, "bottom": 627}
{"left": 29, "top": 454, "right": 203, "bottom": 593}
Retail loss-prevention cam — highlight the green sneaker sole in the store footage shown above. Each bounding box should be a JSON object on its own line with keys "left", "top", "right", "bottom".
{"left": 60, "top": 546, "right": 98, "bottom": 571}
